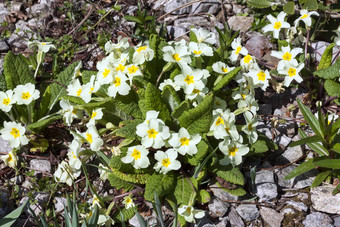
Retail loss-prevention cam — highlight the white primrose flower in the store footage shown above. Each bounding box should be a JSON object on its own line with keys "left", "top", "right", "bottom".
{"left": 238, "top": 95, "right": 259, "bottom": 115}
{"left": 98, "top": 163, "right": 110, "bottom": 181}
{"left": 240, "top": 54, "right": 256, "bottom": 71}
{"left": 230, "top": 37, "right": 248, "bottom": 63}
{"left": 13, "top": 83, "right": 40, "bottom": 105}
{"left": 126, "top": 64, "right": 143, "bottom": 84}
{"left": 122, "top": 194, "right": 135, "bottom": 209}
{"left": 294, "top": 9, "right": 319, "bottom": 28}
{"left": 81, "top": 75, "right": 100, "bottom": 103}
{"left": 159, "top": 79, "right": 181, "bottom": 91}
{"left": 335, "top": 26, "right": 340, "bottom": 46}
{"left": 212, "top": 61, "right": 235, "bottom": 74}
{"left": 246, "top": 68, "right": 271, "bottom": 91}
{"left": 96, "top": 57, "right": 114, "bottom": 85}
{"left": 278, "top": 61, "right": 304, "bottom": 87}
{"left": 210, "top": 109, "right": 239, "bottom": 142}
{"left": 114, "top": 62, "right": 127, "bottom": 74}
{"left": 86, "top": 108, "right": 104, "bottom": 127}
{"left": 271, "top": 46, "right": 303, "bottom": 71}
{"left": 121, "top": 145, "right": 150, "bottom": 169}
{"left": 136, "top": 117, "right": 170, "bottom": 149}
{"left": 107, "top": 72, "right": 131, "bottom": 98}
{"left": 54, "top": 160, "right": 81, "bottom": 186}
{"left": 178, "top": 205, "right": 205, "bottom": 223}
{"left": 219, "top": 141, "right": 249, "bottom": 167}
{"left": 191, "top": 28, "right": 216, "bottom": 45}
{"left": 67, "top": 79, "right": 83, "bottom": 98}
{"left": 262, "top": 12, "right": 290, "bottom": 39}
{"left": 242, "top": 111, "right": 259, "bottom": 144}
{"left": 133, "top": 44, "right": 154, "bottom": 64}
{"left": 174, "top": 65, "right": 205, "bottom": 95}
{"left": 67, "top": 139, "right": 82, "bottom": 170}
{"left": 83, "top": 125, "right": 103, "bottom": 151}
{"left": 185, "top": 87, "right": 209, "bottom": 102}
{"left": 72, "top": 61, "right": 82, "bottom": 79}
{"left": 97, "top": 214, "right": 114, "bottom": 227}
{"left": 60, "top": 99, "right": 83, "bottom": 126}
{"left": 168, "top": 128, "right": 201, "bottom": 156}
{"left": 0, "top": 121, "right": 29, "bottom": 148}
{"left": 231, "top": 86, "right": 251, "bottom": 101}
{"left": 188, "top": 42, "right": 213, "bottom": 57}
{"left": 28, "top": 40, "right": 55, "bottom": 53}
{"left": 104, "top": 36, "right": 129, "bottom": 55}
{"left": 154, "top": 149, "right": 181, "bottom": 174}
{"left": 163, "top": 43, "right": 191, "bottom": 66}
{"left": 213, "top": 97, "right": 227, "bottom": 110}
{"left": 0, "top": 90, "right": 15, "bottom": 112}
{"left": 1, "top": 149, "right": 18, "bottom": 168}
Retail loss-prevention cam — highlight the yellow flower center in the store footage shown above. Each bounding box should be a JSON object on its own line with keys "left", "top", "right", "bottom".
{"left": 131, "top": 148, "right": 141, "bottom": 160}
{"left": 222, "top": 67, "right": 228, "bottom": 73}
{"left": 288, "top": 68, "right": 296, "bottom": 77}
{"left": 128, "top": 65, "right": 138, "bottom": 74}
{"left": 193, "top": 89, "right": 200, "bottom": 94}
{"left": 282, "top": 52, "right": 292, "bottom": 61}
{"left": 172, "top": 53, "right": 181, "bottom": 61}
{"left": 228, "top": 146, "right": 238, "bottom": 156}
{"left": 248, "top": 123, "right": 253, "bottom": 131}
{"left": 161, "top": 158, "right": 171, "bottom": 167}
{"left": 72, "top": 109, "right": 77, "bottom": 114}
{"left": 126, "top": 197, "right": 132, "bottom": 204}
{"left": 180, "top": 137, "right": 190, "bottom": 146}
{"left": 41, "top": 43, "right": 46, "bottom": 45}
{"left": 136, "top": 46, "right": 147, "bottom": 53}
{"left": 274, "top": 21, "right": 282, "bottom": 30}
{"left": 147, "top": 128, "right": 158, "bottom": 139}
{"left": 103, "top": 68, "right": 111, "bottom": 78}
{"left": 235, "top": 46, "right": 242, "bottom": 55}
{"left": 193, "top": 50, "right": 202, "bottom": 55}
{"left": 89, "top": 87, "right": 94, "bottom": 94}
{"left": 257, "top": 71, "right": 266, "bottom": 81}
{"left": 8, "top": 153, "right": 13, "bottom": 162}
{"left": 91, "top": 111, "right": 97, "bottom": 119}
{"left": 22, "top": 92, "right": 31, "bottom": 100}
{"left": 76, "top": 88, "right": 82, "bottom": 96}
{"left": 3, "top": 98, "right": 10, "bottom": 105}
{"left": 184, "top": 75, "right": 194, "bottom": 85}
{"left": 10, "top": 128, "right": 20, "bottom": 138}
{"left": 243, "top": 55, "right": 252, "bottom": 64}
{"left": 116, "top": 64, "right": 126, "bottom": 72}
{"left": 86, "top": 133, "right": 93, "bottom": 144}
{"left": 300, "top": 14, "right": 308, "bottom": 19}
{"left": 215, "top": 116, "right": 225, "bottom": 126}
{"left": 114, "top": 76, "right": 121, "bottom": 87}
{"left": 186, "top": 206, "right": 192, "bottom": 213}
{"left": 241, "top": 94, "right": 246, "bottom": 100}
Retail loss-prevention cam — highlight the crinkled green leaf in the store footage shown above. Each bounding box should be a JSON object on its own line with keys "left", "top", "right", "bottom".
{"left": 161, "top": 85, "right": 181, "bottom": 112}
{"left": 178, "top": 94, "right": 213, "bottom": 134}
{"left": 247, "top": 0, "right": 272, "bottom": 8}
{"left": 174, "top": 176, "right": 197, "bottom": 205}
{"left": 172, "top": 100, "right": 190, "bottom": 120}
{"left": 215, "top": 167, "right": 245, "bottom": 186}
{"left": 324, "top": 79, "right": 340, "bottom": 97}
{"left": 183, "top": 140, "right": 209, "bottom": 165}
{"left": 318, "top": 43, "right": 335, "bottom": 70}
{"left": 213, "top": 67, "right": 241, "bottom": 92}
{"left": 113, "top": 207, "right": 135, "bottom": 223}
{"left": 217, "top": 183, "right": 247, "bottom": 196}
{"left": 314, "top": 60, "right": 340, "bottom": 80}
{"left": 37, "top": 86, "right": 51, "bottom": 120}
{"left": 283, "top": 1, "right": 295, "bottom": 14}
{"left": 0, "top": 74, "right": 7, "bottom": 91}
{"left": 27, "top": 115, "right": 62, "bottom": 132}
{"left": 144, "top": 172, "right": 175, "bottom": 201}
{"left": 197, "top": 189, "right": 211, "bottom": 204}
{"left": 82, "top": 70, "right": 96, "bottom": 84}
{"left": 3, "top": 51, "right": 35, "bottom": 89}
{"left": 107, "top": 173, "right": 134, "bottom": 191}
{"left": 302, "top": 0, "right": 318, "bottom": 10}
{"left": 116, "top": 119, "right": 144, "bottom": 140}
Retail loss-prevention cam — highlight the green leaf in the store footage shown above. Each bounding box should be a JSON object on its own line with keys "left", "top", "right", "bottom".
{"left": 139, "top": 83, "right": 172, "bottom": 124}
{"left": 311, "top": 170, "right": 332, "bottom": 187}
{"left": 283, "top": 1, "right": 295, "bottom": 14}
{"left": 314, "top": 60, "right": 340, "bottom": 80}
{"left": 161, "top": 85, "right": 181, "bottom": 112}
{"left": 107, "top": 173, "right": 135, "bottom": 191}
{"left": 318, "top": 43, "right": 335, "bottom": 70}
{"left": 284, "top": 159, "right": 315, "bottom": 180}
{"left": 324, "top": 80, "right": 340, "bottom": 97}
{"left": 116, "top": 119, "right": 144, "bottom": 140}
{"left": 0, "top": 74, "right": 7, "bottom": 91}
{"left": 313, "top": 159, "right": 340, "bottom": 169}
{"left": 27, "top": 115, "right": 62, "bottom": 132}
{"left": 213, "top": 67, "right": 241, "bottom": 92}
{"left": 178, "top": 94, "right": 213, "bottom": 134}
{"left": 174, "top": 176, "right": 197, "bottom": 205}
{"left": 3, "top": 51, "right": 35, "bottom": 89}
{"left": 144, "top": 172, "right": 175, "bottom": 201}
{"left": 48, "top": 61, "right": 80, "bottom": 111}
{"left": 302, "top": 0, "right": 318, "bottom": 10}
{"left": 82, "top": 70, "right": 97, "bottom": 84}
{"left": 247, "top": 0, "right": 272, "bottom": 8}
{"left": 215, "top": 167, "right": 245, "bottom": 185}
{"left": 172, "top": 101, "right": 190, "bottom": 120}
{"left": 88, "top": 205, "right": 99, "bottom": 227}
{"left": 197, "top": 189, "right": 211, "bottom": 204}
{"left": 217, "top": 183, "right": 247, "bottom": 196}
{"left": 332, "top": 118, "right": 340, "bottom": 136}
{"left": 183, "top": 140, "right": 209, "bottom": 165}
{"left": 124, "top": 15, "right": 143, "bottom": 24}
{"left": 111, "top": 90, "right": 142, "bottom": 119}
{"left": 113, "top": 207, "right": 135, "bottom": 223}
{"left": 0, "top": 199, "right": 29, "bottom": 227}
{"left": 250, "top": 139, "right": 269, "bottom": 154}
{"left": 299, "top": 128, "right": 328, "bottom": 156}
{"left": 37, "top": 86, "right": 51, "bottom": 120}
{"left": 297, "top": 99, "right": 323, "bottom": 137}
{"left": 290, "top": 135, "right": 323, "bottom": 147}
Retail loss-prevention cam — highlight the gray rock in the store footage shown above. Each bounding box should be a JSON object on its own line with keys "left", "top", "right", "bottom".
{"left": 10, "top": 175, "right": 24, "bottom": 184}
{"left": 208, "top": 197, "right": 229, "bottom": 218}
{"left": 228, "top": 16, "right": 254, "bottom": 33}
{"left": 0, "top": 59, "right": 3, "bottom": 74}
{"left": 255, "top": 169, "right": 278, "bottom": 202}
{"left": 28, "top": 18, "right": 44, "bottom": 28}
{"left": 30, "top": 159, "right": 51, "bottom": 175}
{"left": 275, "top": 165, "right": 295, "bottom": 188}
{"left": 0, "top": 41, "right": 9, "bottom": 52}
{"left": 258, "top": 104, "right": 272, "bottom": 115}
{"left": 245, "top": 32, "right": 273, "bottom": 59}
{"left": 191, "top": 0, "right": 220, "bottom": 15}
{"left": 334, "top": 216, "right": 340, "bottom": 227}
{"left": 256, "top": 122, "right": 273, "bottom": 139}
{"left": 129, "top": 214, "right": 141, "bottom": 227}
{"left": 193, "top": 215, "right": 213, "bottom": 227}
{"left": 174, "top": 17, "right": 210, "bottom": 29}
{"left": 281, "top": 207, "right": 295, "bottom": 215}
{"left": 0, "top": 8, "right": 9, "bottom": 24}
{"left": 216, "top": 217, "right": 228, "bottom": 227}
{"left": 236, "top": 204, "right": 259, "bottom": 221}
{"left": 164, "top": 0, "right": 192, "bottom": 14}
{"left": 311, "top": 41, "right": 340, "bottom": 63}
{"left": 260, "top": 207, "right": 283, "bottom": 227}
{"left": 209, "top": 183, "right": 238, "bottom": 201}
{"left": 15, "top": 20, "right": 32, "bottom": 37}
{"left": 0, "top": 190, "right": 9, "bottom": 216}
{"left": 167, "top": 25, "right": 187, "bottom": 39}
{"left": 311, "top": 185, "right": 340, "bottom": 214}
{"left": 228, "top": 207, "right": 244, "bottom": 227}
{"left": 54, "top": 197, "right": 67, "bottom": 213}
{"left": 21, "top": 179, "right": 33, "bottom": 189}
{"left": 286, "top": 201, "right": 308, "bottom": 212}
{"left": 11, "top": 2, "right": 23, "bottom": 12}
{"left": 275, "top": 146, "right": 303, "bottom": 164}
{"left": 30, "top": 193, "right": 49, "bottom": 216}
{"left": 40, "top": 0, "right": 56, "bottom": 6}
{"left": 0, "top": 137, "right": 11, "bottom": 154}
{"left": 293, "top": 169, "right": 319, "bottom": 189}
{"left": 30, "top": 3, "right": 50, "bottom": 17}
{"left": 302, "top": 212, "right": 334, "bottom": 227}
{"left": 274, "top": 133, "right": 291, "bottom": 149}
